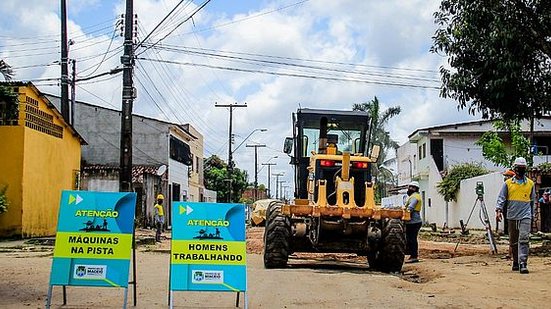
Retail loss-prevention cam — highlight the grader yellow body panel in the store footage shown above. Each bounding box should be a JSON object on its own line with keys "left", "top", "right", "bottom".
{"left": 264, "top": 108, "right": 408, "bottom": 272}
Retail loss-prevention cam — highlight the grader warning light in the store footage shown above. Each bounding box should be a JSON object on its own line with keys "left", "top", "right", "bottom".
{"left": 264, "top": 108, "right": 410, "bottom": 272}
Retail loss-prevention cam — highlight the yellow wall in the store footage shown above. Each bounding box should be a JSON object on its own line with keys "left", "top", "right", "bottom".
{"left": 0, "top": 85, "right": 82, "bottom": 237}
{"left": 0, "top": 126, "right": 25, "bottom": 236}
{"left": 20, "top": 89, "right": 81, "bottom": 237}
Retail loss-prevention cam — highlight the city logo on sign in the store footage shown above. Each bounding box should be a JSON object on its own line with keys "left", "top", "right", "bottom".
{"left": 73, "top": 265, "right": 107, "bottom": 280}
{"left": 191, "top": 270, "right": 224, "bottom": 284}
{"left": 75, "top": 266, "right": 86, "bottom": 277}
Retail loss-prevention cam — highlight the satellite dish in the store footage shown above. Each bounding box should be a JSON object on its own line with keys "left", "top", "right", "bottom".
{"left": 156, "top": 164, "right": 167, "bottom": 176}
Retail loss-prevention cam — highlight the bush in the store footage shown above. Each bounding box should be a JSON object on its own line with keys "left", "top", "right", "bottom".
{"left": 437, "top": 163, "right": 489, "bottom": 202}
{"left": 0, "top": 185, "right": 8, "bottom": 214}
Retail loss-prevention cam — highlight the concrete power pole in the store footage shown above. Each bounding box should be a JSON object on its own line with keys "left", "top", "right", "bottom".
{"left": 261, "top": 162, "right": 276, "bottom": 198}
{"left": 215, "top": 103, "right": 246, "bottom": 202}
{"left": 246, "top": 144, "right": 266, "bottom": 201}
{"left": 273, "top": 172, "right": 284, "bottom": 199}
{"left": 70, "top": 59, "right": 76, "bottom": 125}
{"left": 60, "top": 0, "right": 70, "bottom": 123}
{"left": 119, "top": 0, "right": 135, "bottom": 192}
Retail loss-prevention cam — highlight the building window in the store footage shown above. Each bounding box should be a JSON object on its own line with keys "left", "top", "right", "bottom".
{"left": 169, "top": 136, "right": 192, "bottom": 165}
{"left": 196, "top": 156, "right": 200, "bottom": 174}
{"left": 418, "top": 143, "right": 427, "bottom": 160}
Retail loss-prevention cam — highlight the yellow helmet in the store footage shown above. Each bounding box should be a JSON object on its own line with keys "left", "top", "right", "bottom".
{"left": 157, "top": 194, "right": 164, "bottom": 200}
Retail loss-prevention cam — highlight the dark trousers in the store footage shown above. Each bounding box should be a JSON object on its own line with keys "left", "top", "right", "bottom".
{"left": 405, "top": 222, "right": 422, "bottom": 258}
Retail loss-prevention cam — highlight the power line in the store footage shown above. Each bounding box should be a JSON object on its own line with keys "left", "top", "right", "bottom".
{"left": 148, "top": 44, "right": 440, "bottom": 82}
{"left": 154, "top": 44, "right": 439, "bottom": 75}
{"left": 135, "top": 0, "right": 191, "bottom": 51}
{"left": 78, "top": 28, "right": 118, "bottom": 78}
{"left": 136, "top": 0, "right": 213, "bottom": 56}
{"left": 137, "top": 57, "right": 441, "bottom": 90}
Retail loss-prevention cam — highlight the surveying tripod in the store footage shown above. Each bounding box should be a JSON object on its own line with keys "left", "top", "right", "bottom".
{"left": 454, "top": 181, "right": 498, "bottom": 254}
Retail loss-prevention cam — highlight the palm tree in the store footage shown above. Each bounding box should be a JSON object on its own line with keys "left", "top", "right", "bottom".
{"left": 353, "top": 96, "right": 400, "bottom": 164}
{"left": 353, "top": 96, "right": 401, "bottom": 201}
{"left": 0, "top": 60, "right": 14, "bottom": 81}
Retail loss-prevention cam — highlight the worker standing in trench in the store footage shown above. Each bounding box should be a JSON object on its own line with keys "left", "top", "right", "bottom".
{"left": 496, "top": 157, "right": 535, "bottom": 274}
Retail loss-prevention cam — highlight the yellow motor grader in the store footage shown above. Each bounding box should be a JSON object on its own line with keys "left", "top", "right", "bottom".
{"left": 263, "top": 108, "right": 410, "bottom": 272}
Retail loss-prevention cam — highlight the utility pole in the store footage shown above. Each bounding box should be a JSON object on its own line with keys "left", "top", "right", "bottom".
{"left": 246, "top": 144, "right": 266, "bottom": 202}
{"left": 215, "top": 103, "right": 247, "bottom": 202}
{"left": 60, "top": 0, "right": 70, "bottom": 123}
{"left": 261, "top": 162, "right": 276, "bottom": 198}
{"left": 278, "top": 180, "right": 286, "bottom": 200}
{"left": 70, "top": 59, "right": 76, "bottom": 125}
{"left": 273, "top": 172, "right": 284, "bottom": 199}
{"left": 119, "top": 0, "right": 135, "bottom": 193}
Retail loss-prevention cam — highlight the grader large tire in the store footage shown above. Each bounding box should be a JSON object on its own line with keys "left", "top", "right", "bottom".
{"left": 368, "top": 219, "right": 406, "bottom": 273}
{"left": 263, "top": 202, "right": 291, "bottom": 268}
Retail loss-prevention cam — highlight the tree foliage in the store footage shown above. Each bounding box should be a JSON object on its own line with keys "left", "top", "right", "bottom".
{"left": 431, "top": 0, "right": 551, "bottom": 120}
{"left": 353, "top": 96, "right": 400, "bottom": 200}
{"left": 203, "top": 155, "right": 248, "bottom": 203}
{"left": 475, "top": 120, "right": 531, "bottom": 167}
{"left": 437, "top": 163, "right": 489, "bottom": 202}
{"left": 353, "top": 96, "right": 401, "bottom": 164}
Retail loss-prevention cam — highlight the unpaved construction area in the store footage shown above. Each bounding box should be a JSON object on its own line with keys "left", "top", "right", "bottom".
{"left": 1, "top": 227, "right": 551, "bottom": 308}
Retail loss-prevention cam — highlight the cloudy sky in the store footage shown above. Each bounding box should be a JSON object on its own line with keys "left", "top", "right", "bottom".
{"left": 0, "top": 0, "right": 480, "bottom": 191}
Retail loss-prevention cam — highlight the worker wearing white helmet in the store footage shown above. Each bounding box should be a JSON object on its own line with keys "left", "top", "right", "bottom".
{"left": 496, "top": 157, "right": 535, "bottom": 274}
{"left": 404, "top": 180, "right": 423, "bottom": 263}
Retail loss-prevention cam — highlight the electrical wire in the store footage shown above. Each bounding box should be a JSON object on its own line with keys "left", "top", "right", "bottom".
{"left": 78, "top": 28, "right": 118, "bottom": 78}
{"left": 137, "top": 57, "right": 440, "bottom": 90}
{"left": 136, "top": 0, "right": 213, "bottom": 56}
{"left": 149, "top": 44, "right": 440, "bottom": 82}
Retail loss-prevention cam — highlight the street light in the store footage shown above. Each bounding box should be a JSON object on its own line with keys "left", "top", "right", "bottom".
{"left": 261, "top": 156, "right": 278, "bottom": 198}
{"left": 246, "top": 144, "right": 266, "bottom": 202}
{"left": 233, "top": 128, "right": 267, "bottom": 154}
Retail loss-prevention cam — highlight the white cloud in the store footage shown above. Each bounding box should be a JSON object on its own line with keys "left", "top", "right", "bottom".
{"left": 0, "top": 0, "right": 482, "bottom": 187}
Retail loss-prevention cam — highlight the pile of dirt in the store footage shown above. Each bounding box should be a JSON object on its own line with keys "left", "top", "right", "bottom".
{"left": 247, "top": 227, "right": 264, "bottom": 254}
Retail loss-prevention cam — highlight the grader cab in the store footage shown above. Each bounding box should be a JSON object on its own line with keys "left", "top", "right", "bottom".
{"left": 263, "top": 108, "right": 410, "bottom": 272}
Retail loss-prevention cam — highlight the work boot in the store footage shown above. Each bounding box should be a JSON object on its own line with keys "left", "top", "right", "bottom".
{"left": 405, "top": 257, "right": 419, "bottom": 264}
{"left": 512, "top": 262, "right": 519, "bottom": 271}
{"left": 519, "top": 263, "right": 529, "bottom": 274}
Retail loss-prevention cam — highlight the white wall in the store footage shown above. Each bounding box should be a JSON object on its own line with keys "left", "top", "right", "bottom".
{"left": 422, "top": 171, "right": 503, "bottom": 229}
{"left": 442, "top": 135, "right": 500, "bottom": 171}
{"left": 453, "top": 172, "right": 503, "bottom": 230}
{"left": 203, "top": 188, "right": 217, "bottom": 202}
{"left": 87, "top": 179, "right": 119, "bottom": 192}
{"left": 397, "top": 142, "right": 414, "bottom": 186}
{"left": 425, "top": 156, "right": 446, "bottom": 226}
{"left": 168, "top": 158, "right": 189, "bottom": 200}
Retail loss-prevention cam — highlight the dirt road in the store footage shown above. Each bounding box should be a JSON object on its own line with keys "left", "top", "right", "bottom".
{"left": 1, "top": 228, "right": 550, "bottom": 308}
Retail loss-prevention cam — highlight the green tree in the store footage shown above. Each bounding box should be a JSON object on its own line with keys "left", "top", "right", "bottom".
{"left": 353, "top": 96, "right": 401, "bottom": 164}
{"left": 204, "top": 155, "right": 248, "bottom": 203}
{"left": 437, "top": 163, "right": 489, "bottom": 202}
{"left": 431, "top": 1, "right": 551, "bottom": 120}
{"left": 353, "top": 96, "right": 400, "bottom": 201}
{"left": 475, "top": 120, "right": 532, "bottom": 168}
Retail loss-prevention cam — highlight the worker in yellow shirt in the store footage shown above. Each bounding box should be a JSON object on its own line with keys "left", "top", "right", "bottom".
{"left": 154, "top": 194, "right": 165, "bottom": 242}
